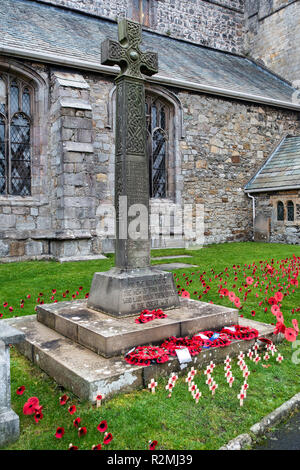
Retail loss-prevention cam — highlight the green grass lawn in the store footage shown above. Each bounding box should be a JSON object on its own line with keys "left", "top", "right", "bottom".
{"left": 4, "top": 341, "right": 300, "bottom": 450}
{"left": 0, "top": 242, "right": 299, "bottom": 450}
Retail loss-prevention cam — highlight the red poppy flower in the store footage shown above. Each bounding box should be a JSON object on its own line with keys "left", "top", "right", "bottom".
{"left": 23, "top": 397, "right": 40, "bottom": 415}
{"left": 59, "top": 394, "right": 69, "bottom": 405}
{"left": 292, "top": 319, "right": 299, "bottom": 333}
{"left": 149, "top": 440, "right": 158, "bottom": 450}
{"left": 68, "top": 405, "right": 76, "bottom": 415}
{"left": 271, "top": 304, "right": 280, "bottom": 315}
{"left": 85, "top": 293, "right": 89, "bottom": 298}
{"left": 55, "top": 427, "right": 65, "bottom": 439}
{"left": 69, "top": 444, "right": 79, "bottom": 450}
{"left": 275, "top": 310, "right": 284, "bottom": 323}
{"left": 285, "top": 327, "right": 297, "bottom": 342}
{"left": 9, "top": 306, "right": 13, "bottom": 312}
{"left": 181, "top": 290, "right": 190, "bottom": 299}
{"left": 3, "top": 302, "right": 8, "bottom": 307}
{"left": 17, "top": 386, "right": 25, "bottom": 396}
{"left": 97, "top": 420, "right": 108, "bottom": 433}
{"left": 34, "top": 411, "right": 43, "bottom": 423}
{"left": 103, "top": 432, "right": 113, "bottom": 445}
{"left": 268, "top": 297, "right": 277, "bottom": 305}
{"left": 274, "top": 291, "right": 283, "bottom": 302}
{"left": 96, "top": 394, "right": 103, "bottom": 401}
{"left": 73, "top": 417, "right": 81, "bottom": 428}
{"left": 274, "top": 321, "right": 286, "bottom": 335}
{"left": 78, "top": 427, "right": 87, "bottom": 437}
{"left": 92, "top": 444, "right": 102, "bottom": 450}
{"left": 246, "top": 277, "right": 254, "bottom": 285}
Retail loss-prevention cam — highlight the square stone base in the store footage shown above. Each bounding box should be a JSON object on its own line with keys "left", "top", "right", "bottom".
{"left": 0, "top": 408, "right": 20, "bottom": 448}
{"left": 4, "top": 316, "right": 279, "bottom": 403}
{"left": 36, "top": 297, "right": 238, "bottom": 357}
{"left": 87, "top": 267, "right": 180, "bottom": 317}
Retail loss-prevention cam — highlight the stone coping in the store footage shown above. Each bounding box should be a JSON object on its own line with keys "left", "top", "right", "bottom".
{"left": 220, "top": 392, "right": 300, "bottom": 450}
{"left": 0, "top": 324, "right": 25, "bottom": 346}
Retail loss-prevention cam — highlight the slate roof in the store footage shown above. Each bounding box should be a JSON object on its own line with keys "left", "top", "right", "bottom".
{"left": 0, "top": 0, "right": 298, "bottom": 108}
{"left": 245, "top": 135, "right": 300, "bottom": 192}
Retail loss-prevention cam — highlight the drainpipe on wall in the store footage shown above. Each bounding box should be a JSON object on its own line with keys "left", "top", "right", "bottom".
{"left": 247, "top": 193, "right": 256, "bottom": 240}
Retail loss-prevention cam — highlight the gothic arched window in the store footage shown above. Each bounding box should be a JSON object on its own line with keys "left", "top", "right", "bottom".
{"left": 146, "top": 95, "right": 169, "bottom": 198}
{"left": 287, "top": 201, "right": 295, "bottom": 221}
{"left": 0, "top": 73, "right": 32, "bottom": 196}
{"left": 277, "top": 201, "right": 284, "bottom": 221}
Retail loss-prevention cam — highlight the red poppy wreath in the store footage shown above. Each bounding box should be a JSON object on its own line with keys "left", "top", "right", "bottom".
{"left": 220, "top": 325, "right": 259, "bottom": 341}
{"left": 124, "top": 346, "right": 169, "bottom": 366}
{"left": 135, "top": 309, "right": 167, "bottom": 324}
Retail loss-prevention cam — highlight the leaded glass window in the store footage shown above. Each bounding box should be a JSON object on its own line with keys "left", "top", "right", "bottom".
{"left": 131, "top": 0, "right": 150, "bottom": 26}
{"left": 0, "top": 73, "right": 32, "bottom": 196}
{"left": 146, "top": 96, "right": 169, "bottom": 198}
{"left": 277, "top": 201, "right": 284, "bottom": 221}
{"left": 287, "top": 201, "right": 295, "bottom": 222}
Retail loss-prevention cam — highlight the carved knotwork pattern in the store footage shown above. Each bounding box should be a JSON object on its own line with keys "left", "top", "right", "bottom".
{"left": 115, "top": 81, "right": 124, "bottom": 155}
{"left": 126, "top": 21, "right": 141, "bottom": 49}
{"left": 140, "top": 52, "right": 158, "bottom": 73}
{"left": 109, "top": 41, "right": 127, "bottom": 62}
{"left": 126, "top": 82, "right": 145, "bottom": 155}
{"left": 115, "top": 161, "right": 124, "bottom": 220}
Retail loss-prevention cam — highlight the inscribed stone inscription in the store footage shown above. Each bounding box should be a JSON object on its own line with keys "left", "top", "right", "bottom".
{"left": 122, "top": 277, "right": 176, "bottom": 311}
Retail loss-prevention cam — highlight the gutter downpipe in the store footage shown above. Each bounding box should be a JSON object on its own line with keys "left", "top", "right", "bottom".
{"left": 247, "top": 193, "right": 256, "bottom": 240}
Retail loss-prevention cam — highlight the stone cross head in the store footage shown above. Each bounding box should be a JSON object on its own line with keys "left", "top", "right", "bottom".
{"left": 101, "top": 18, "right": 158, "bottom": 79}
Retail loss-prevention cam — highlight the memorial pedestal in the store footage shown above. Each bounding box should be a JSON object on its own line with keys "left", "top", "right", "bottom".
{"left": 87, "top": 267, "right": 180, "bottom": 317}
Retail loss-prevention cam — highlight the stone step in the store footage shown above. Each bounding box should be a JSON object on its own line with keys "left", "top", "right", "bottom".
{"left": 36, "top": 298, "right": 238, "bottom": 357}
{"left": 3, "top": 315, "right": 278, "bottom": 403}
{"left": 4, "top": 315, "right": 144, "bottom": 402}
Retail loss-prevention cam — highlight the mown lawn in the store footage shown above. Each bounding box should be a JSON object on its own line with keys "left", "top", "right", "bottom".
{"left": 0, "top": 242, "right": 299, "bottom": 450}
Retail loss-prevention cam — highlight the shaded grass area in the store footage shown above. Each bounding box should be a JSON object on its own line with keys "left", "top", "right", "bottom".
{"left": 4, "top": 341, "right": 299, "bottom": 450}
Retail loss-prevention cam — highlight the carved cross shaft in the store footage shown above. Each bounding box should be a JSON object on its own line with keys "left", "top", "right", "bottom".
{"left": 101, "top": 19, "right": 158, "bottom": 79}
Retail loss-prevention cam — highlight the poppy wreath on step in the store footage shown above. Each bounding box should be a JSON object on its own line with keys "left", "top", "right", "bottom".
{"left": 193, "top": 331, "right": 232, "bottom": 349}
{"left": 134, "top": 308, "right": 167, "bottom": 324}
{"left": 160, "top": 336, "right": 203, "bottom": 357}
{"left": 124, "top": 346, "right": 169, "bottom": 366}
{"left": 220, "top": 325, "right": 259, "bottom": 341}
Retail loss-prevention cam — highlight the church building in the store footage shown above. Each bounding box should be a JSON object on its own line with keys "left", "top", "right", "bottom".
{"left": 0, "top": 0, "right": 299, "bottom": 262}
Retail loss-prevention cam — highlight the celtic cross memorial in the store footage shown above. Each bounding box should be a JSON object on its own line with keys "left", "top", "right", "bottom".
{"left": 87, "top": 18, "right": 179, "bottom": 317}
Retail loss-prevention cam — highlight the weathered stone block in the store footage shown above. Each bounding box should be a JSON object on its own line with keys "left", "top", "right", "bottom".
{"left": 88, "top": 267, "right": 180, "bottom": 317}
{"left": 0, "top": 240, "right": 9, "bottom": 257}
{"left": 0, "top": 409, "right": 20, "bottom": 449}
{"left": 0, "top": 323, "right": 25, "bottom": 448}
{"left": 25, "top": 241, "right": 43, "bottom": 256}
{"left": 9, "top": 241, "right": 25, "bottom": 257}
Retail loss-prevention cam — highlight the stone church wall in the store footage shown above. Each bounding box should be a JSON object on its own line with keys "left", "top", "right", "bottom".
{"left": 0, "top": 58, "right": 299, "bottom": 262}
{"left": 244, "top": 0, "right": 300, "bottom": 83}
{"left": 29, "top": 0, "right": 245, "bottom": 53}
{"left": 176, "top": 92, "right": 300, "bottom": 245}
